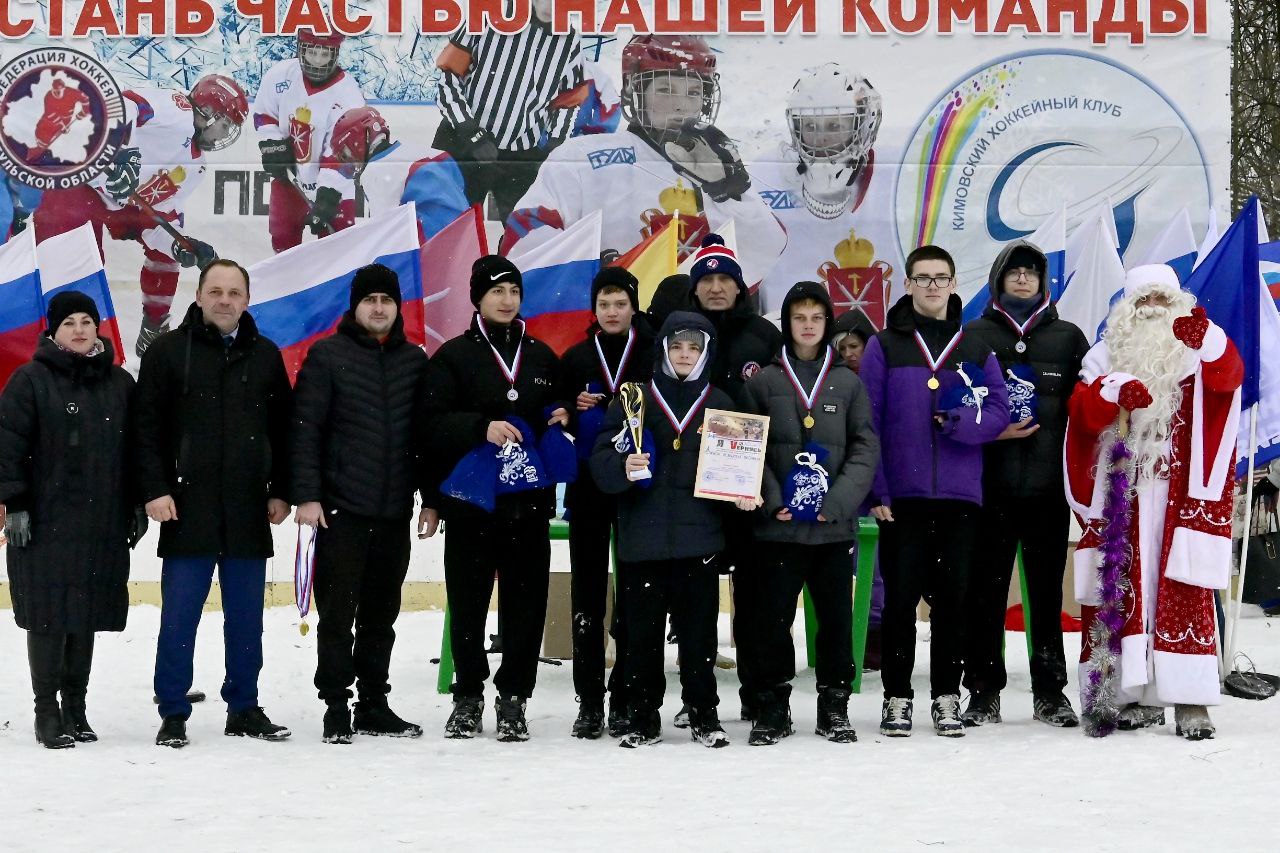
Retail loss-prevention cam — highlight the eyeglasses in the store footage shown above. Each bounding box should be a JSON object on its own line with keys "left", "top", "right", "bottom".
{"left": 908, "top": 275, "right": 954, "bottom": 289}
{"left": 1004, "top": 268, "right": 1041, "bottom": 281}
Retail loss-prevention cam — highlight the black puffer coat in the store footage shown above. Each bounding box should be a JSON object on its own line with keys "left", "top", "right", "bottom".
{"left": 590, "top": 312, "right": 734, "bottom": 562}
{"left": 132, "top": 302, "right": 293, "bottom": 558}
{"left": 964, "top": 240, "right": 1090, "bottom": 500}
{"left": 290, "top": 312, "right": 430, "bottom": 519}
{"left": 0, "top": 336, "right": 134, "bottom": 632}
{"left": 420, "top": 313, "right": 564, "bottom": 521}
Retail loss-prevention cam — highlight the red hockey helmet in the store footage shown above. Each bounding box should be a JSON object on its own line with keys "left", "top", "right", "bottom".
{"left": 298, "top": 28, "right": 344, "bottom": 83}
{"left": 620, "top": 35, "right": 720, "bottom": 142}
{"left": 189, "top": 74, "right": 249, "bottom": 152}
{"left": 330, "top": 106, "right": 392, "bottom": 165}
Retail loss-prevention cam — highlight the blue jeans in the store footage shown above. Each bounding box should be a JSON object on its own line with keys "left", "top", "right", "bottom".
{"left": 154, "top": 556, "right": 266, "bottom": 719}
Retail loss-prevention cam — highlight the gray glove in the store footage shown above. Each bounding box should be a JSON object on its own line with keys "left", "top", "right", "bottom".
{"left": 4, "top": 510, "right": 30, "bottom": 547}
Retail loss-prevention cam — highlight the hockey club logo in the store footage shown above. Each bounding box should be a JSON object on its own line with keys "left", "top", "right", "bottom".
{"left": 820, "top": 228, "right": 891, "bottom": 330}
{"left": 587, "top": 146, "right": 636, "bottom": 169}
{"left": 137, "top": 166, "right": 186, "bottom": 206}
{"left": 706, "top": 258, "right": 719, "bottom": 270}
{"left": 740, "top": 361, "right": 761, "bottom": 380}
{"left": 896, "top": 51, "right": 1211, "bottom": 304}
{"left": 0, "top": 48, "right": 126, "bottom": 190}
{"left": 276, "top": 80, "right": 291, "bottom": 94}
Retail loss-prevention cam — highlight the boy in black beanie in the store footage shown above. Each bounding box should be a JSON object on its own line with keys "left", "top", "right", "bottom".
{"left": 556, "top": 266, "right": 654, "bottom": 738}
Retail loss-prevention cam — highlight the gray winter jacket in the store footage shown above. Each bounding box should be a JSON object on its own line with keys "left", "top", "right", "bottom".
{"left": 743, "top": 356, "right": 879, "bottom": 544}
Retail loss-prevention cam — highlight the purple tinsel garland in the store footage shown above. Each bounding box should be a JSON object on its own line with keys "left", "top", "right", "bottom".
{"left": 1081, "top": 436, "right": 1134, "bottom": 737}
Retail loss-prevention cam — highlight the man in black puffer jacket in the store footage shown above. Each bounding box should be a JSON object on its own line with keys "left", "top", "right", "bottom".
{"left": 961, "top": 240, "right": 1090, "bottom": 729}
{"left": 291, "top": 264, "right": 431, "bottom": 744}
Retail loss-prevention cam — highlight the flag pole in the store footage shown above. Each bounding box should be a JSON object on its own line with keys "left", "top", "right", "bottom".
{"left": 1224, "top": 403, "right": 1259, "bottom": 679}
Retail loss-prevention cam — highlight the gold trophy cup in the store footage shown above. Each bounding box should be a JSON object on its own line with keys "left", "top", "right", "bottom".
{"left": 618, "top": 382, "right": 652, "bottom": 481}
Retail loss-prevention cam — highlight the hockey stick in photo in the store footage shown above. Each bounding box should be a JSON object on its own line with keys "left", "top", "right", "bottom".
{"left": 126, "top": 189, "right": 202, "bottom": 256}
{"left": 284, "top": 173, "right": 336, "bottom": 236}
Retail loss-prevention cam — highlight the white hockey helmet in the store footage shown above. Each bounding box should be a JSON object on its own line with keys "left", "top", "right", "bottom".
{"left": 786, "top": 64, "right": 882, "bottom": 219}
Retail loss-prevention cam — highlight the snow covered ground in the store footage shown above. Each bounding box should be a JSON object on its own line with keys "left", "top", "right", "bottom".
{"left": 0, "top": 604, "right": 1277, "bottom": 852}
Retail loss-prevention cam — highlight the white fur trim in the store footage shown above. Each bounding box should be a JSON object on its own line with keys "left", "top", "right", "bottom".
{"left": 1187, "top": 365, "right": 1241, "bottom": 501}
{"left": 1153, "top": 650, "right": 1223, "bottom": 706}
{"left": 1165, "top": 526, "right": 1232, "bottom": 589}
{"left": 1074, "top": 546, "right": 1101, "bottom": 606}
{"left": 1099, "top": 372, "right": 1140, "bottom": 404}
{"left": 1080, "top": 341, "right": 1110, "bottom": 385}
{"left": 1198, "top": 322, "right": 1227, "bottom": 363}
{"left": 1123, "top": 264, "right": 1182, "bottom": 300}
{"left": 1119, "top": 632, "right": 1152, "bottom": 693}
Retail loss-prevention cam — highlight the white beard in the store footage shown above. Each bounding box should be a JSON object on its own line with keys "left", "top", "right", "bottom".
{"left": 1105, "top": 297, "right": 1195, "bottom": 481}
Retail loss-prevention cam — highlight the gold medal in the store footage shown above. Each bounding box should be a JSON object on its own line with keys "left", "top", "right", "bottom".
{"left": 803, "top": 414, "right": 815, "bottom": 429}
{"left": 673, "top": 437, "right": 682, "bottom": 451}
{"left": 299, "top": 621, "right": 310, "bottom": 637}
{"left": 927, "top": 376, "right": 940, "bottom": 390}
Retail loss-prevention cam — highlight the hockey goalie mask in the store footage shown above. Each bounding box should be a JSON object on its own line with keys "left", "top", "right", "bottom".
{"left": 298, "top": 29, "right": 344, "bottom": 84}
{"left": 621, "top": 34, "right": 720, "bottom": 145}
{"left": 786, "top": 64, "right": 882, "bottom": 219}
{"left": 190, "top": 74, "right": 249, "bottom": 153}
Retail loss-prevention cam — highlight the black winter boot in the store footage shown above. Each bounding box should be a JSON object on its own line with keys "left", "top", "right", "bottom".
{"left": 495, "top": 695, "right": 530, "bottom": 742}
{"left": 225, "top": 706, "right": 291, "bottom": 740}
{"left": 961, "top": 690, "right": 1002, "bottom": 727}
{"left": 688, "top": 707, "right": 730, "bottom": 748}
{"left": 156, "top": 715, "right": 188, "bottom": 748}
{"left": 61, "top": 632, "right": 96, "bottom": 743}
{"left": 748, "top": 692, "right": 793, "bottom": 746}
{"left": 322, "top": 703, "right": 353, "bottom": 744}
{"left": 607, "top": 696, "right": 630, "bottom": 738}
{"left": 572, "top": 698, "right": 605, "bottom": 739}
{"left": 28, "top": 631, "right": 73, "bottom": 749}
{"left": 815, "top": 687, "right": 857, "bottom": 743}
{"left": 618, "top": 710, "right": 661, "bottom": 748}
{"left": 444, "top": 696, "right": 484, "bottom": 739}
{"left": 353, "top": 700, "right": 422, "bottom": 738}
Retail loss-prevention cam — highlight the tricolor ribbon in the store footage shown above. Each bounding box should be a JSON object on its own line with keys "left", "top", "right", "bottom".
{"left": 294, "top": 524, "right": 317, "bottom": 619}
{"left": 594, "top": 327, "right": 636, "bottom": 394}
{"left": 649, "top": 380, "right": 712, "bottom": 440}
{"left": 913, "top": 329, "right": 964, "bottom": 376}
{"left": 991, "top": 297, "right": 1051, "bottom": 339}
{"left": 781, "top": 345, "right": 833, "bottom": 424}
{"left": 476, "top": 315, "right": 525, "bottom": 388}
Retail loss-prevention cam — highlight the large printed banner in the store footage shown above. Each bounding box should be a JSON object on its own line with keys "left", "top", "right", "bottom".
{"left": 0, "top": 0, "right": 1229, "bottom": 367}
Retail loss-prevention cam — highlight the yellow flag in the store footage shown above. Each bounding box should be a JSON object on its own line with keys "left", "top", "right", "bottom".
{"left": 617, "top": 218, "right": 679, "bottom": 311}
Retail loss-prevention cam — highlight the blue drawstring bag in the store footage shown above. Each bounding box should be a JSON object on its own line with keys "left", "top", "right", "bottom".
{"left": 782, "top": 442, "right": 830, "bottom": 522}
{"left": 494, "top": 416, "right": 550, "bottom": 495}
{"left": 610, "top": 419, "right": 658, "bottom": 490}
{"left": 575, "top": 382, "right": 608, "bottom": 461}
{"left": 938, "top": 362, "right": 990, "bottom": 424}
{"left": 441, "top": 445, "right": 501, "bottom": 512}
{"left": 1005, "top": 364, "right": 1039, "bottom": 425}
{"left": 539, "top": 406, "right": 579, "bottom": 484}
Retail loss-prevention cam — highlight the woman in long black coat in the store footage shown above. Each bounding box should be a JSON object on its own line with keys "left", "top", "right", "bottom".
{"left": 0, "top": 292, "right": 142, "bottom": 748}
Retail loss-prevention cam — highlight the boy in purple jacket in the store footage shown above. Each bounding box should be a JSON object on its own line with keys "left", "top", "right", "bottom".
{"left": 859, "top": 245, "right": 1008, "bottom": 737}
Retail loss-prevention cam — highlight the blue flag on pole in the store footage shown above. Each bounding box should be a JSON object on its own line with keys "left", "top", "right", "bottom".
{"left": 1183, "top": 197, "right": 1261, "bottom": 409}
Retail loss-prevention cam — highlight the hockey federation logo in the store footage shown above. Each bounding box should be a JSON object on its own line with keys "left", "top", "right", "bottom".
{"left": 706, "top": 258, "right": 719, "bottom": 270}
{"left": 759, "top": 189, "right": 799, "bottom": 211}
{"left": 740, "top": 361, "right": 761, "bottom": 380}
{"left": 0, "top": 48, "right": 126, "bottom": 190}
{"left": 587, "top": 146, "right": 636, "bottom": 170}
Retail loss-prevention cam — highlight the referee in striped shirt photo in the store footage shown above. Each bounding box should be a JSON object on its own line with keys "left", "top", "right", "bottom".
{"left": 434, "top": 0, "right": 586, "bottom": 220}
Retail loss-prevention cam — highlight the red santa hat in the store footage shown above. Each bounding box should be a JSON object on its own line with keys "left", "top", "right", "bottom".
{"left": 1123, "top": 263, "right": 1181, "bottom": 300}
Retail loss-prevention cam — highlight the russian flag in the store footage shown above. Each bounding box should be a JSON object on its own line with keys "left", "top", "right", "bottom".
{"left": 0, "top": 227, "right": 42, "bottom": 388}
{"left": 248, "top": 203, "right": 424, "bottom": 382}
{"left": 36, "top": 223, "right": 124, "bottom": 367}
{"left": 507, "top": 209, "right": 601, "bottom": 355}
{"left": 1260, "top": 240, "right": 1280, "bottom": 310}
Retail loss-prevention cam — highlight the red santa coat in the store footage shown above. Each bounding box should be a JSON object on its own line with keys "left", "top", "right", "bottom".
{"left": 1065, "top": 322, "right": 1242, "bottom": 706}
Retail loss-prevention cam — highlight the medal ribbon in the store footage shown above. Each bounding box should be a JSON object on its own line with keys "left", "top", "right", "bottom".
{"left": 913, "top": 329, "right": 964, "bottom": 376}
{"left": 782, "top": 346, "right": 833, "bottom": 421}
{"left": 294, "top": 525, "right": 317, "bottom": 619}
{"left": 476, "top": 315, "right": 525, "bottom": 388}
{"left": 991, "top": 297, "right": 1051, "bottom": 340}
{"left": 593, "top": 327, "right": 636, "bottom": 394}
{"left": 649, "top": 380, "right": 711, "bottom": 440}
